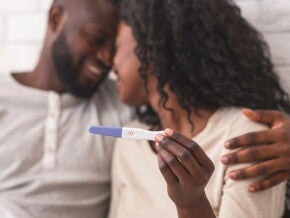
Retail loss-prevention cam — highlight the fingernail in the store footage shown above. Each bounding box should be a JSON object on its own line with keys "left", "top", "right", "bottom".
{"left": 229, "top": 172, "right": 238, "bottom": 179}
{"left": 164, "top": 128, "right": 174, "bottom": 136}
{"left": 155, "top": 134, "right": 164, "bottom": 141}
{"left": 242, "top": 108, "right": 254, "bottom": 113}
{"left": 225, "top": 140, "right": 237, "bottom": 149}
{"left": 224, "top": 141, "right": 231, "bottom": 149}
{"left": 248, "top": 186, "right": 256, "bottom": 192}
{"left": 221, "top": 156, "right": 229, "bottom": 164}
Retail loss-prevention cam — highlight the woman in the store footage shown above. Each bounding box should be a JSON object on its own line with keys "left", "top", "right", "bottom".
{"left": 108, "top": 0, "right": 290, "bottom": 217}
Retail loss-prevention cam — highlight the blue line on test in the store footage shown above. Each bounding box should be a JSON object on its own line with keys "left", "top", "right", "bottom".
{"left": 89, "top": 126, "right": 122, "bottom": 138}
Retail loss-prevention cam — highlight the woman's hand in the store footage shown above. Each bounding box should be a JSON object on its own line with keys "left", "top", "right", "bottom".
{"left": 221, "top": 109, "right": 290, "bottom": 192}
{"left": 155, "top": 128, "right": 215, "bottom": 218}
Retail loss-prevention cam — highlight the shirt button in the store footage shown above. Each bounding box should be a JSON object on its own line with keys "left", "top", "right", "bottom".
{"left": 48, "top": 129, "right": 56, "bottom": 135}
{"left": 50, "top": 112, "right": 57, "bottom": 119}
{"left": 46, "top": 146, "right": 56, "bottom": 153}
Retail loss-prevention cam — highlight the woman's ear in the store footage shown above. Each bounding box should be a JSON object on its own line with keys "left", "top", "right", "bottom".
{"left": 48, "top": 4, "right": 65, "bottom": 32}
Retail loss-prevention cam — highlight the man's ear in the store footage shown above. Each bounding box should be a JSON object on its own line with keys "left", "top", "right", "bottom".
{"left": 48, "top": 4, "right": 65, "bottom": 32}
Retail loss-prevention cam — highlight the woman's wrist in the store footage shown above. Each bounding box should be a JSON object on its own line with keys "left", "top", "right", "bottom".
{"left": 176, "top": 193, "right": 215, "bottom": 218}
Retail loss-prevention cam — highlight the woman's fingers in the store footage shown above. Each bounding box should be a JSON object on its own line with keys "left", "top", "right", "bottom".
{"left": 155, "top": 130, "right": 215, "bottom": 208}
{"left": 156, "top": 134, "right": 202, "bottom": 175}
{"left": 157, "top": 152, "right": 178, "bottom": 185}
{"left": 156, "top": 138, "right": 191, "bottom": 180}
{"left": 163, "top": 128, "right": 214, "bottom": 173}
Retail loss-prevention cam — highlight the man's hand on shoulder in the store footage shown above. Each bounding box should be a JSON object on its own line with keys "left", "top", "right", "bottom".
{"left": 221, "top": 109, "right": 290, "bottom": 192}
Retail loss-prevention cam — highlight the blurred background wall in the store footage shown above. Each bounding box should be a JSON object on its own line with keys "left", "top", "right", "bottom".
{"left": 0, "top": 0, "right": 289, "bottom": 94}
{"left": 0, "top": 0, "right": 52, "bottom": 73}
{"left": 236, "top": 0, "right": 290, "bottom": 93}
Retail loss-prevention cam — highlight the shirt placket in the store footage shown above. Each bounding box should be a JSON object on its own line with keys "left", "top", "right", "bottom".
{"left": 42, "top": 92, "right": 60, "bottom": 169}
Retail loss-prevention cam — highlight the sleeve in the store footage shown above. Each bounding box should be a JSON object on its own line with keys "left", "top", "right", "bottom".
{"left": 218, "top": 114, "right": 286, "bottom": 218}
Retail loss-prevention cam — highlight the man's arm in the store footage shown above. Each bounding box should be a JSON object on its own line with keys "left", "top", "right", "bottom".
{"left": 221, "top": 109, "right": 290, "bottom": 192}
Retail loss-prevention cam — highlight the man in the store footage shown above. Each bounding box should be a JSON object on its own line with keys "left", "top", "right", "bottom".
{"left": 0, "top": 0, "right": 131, "bottom": 217}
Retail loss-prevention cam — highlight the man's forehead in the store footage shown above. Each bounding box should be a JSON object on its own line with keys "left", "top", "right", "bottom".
{"left": 57, "top": 0, "right": 117, "bottom": 13}
{"left": 63, "top": 0, "right": 119, "bottom": 30}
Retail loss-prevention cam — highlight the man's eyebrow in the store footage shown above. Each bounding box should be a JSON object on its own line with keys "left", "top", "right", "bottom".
{"left": 84, "top": 23, "right": 109, "bottom": 34}
{"left": 95, "top": 30, "right": 108, "bottom": 36}
{"left": 82, "top": 27, "right": 108, "bottom": 37}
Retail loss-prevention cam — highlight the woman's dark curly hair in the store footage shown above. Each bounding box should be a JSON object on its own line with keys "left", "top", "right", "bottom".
{"left": 119, "top": 0, "right": 290, "bottom": 127}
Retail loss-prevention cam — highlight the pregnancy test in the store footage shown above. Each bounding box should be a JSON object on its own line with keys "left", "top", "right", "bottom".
{"left": 89, "top": 126, "right": 165, "bottom": 141}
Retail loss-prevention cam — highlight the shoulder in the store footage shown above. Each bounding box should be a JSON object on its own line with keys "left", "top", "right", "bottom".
{"left": 212, "top": 108, "right": 285, "bottom": 217}
{"left": 214, "top": 107, "right": 268, "bottom": 139}
{"left": 0, "top": 73, "right": 17, "bottom": 97}
{"left": 0, "top": 72, "right": 11, "bottom": 84}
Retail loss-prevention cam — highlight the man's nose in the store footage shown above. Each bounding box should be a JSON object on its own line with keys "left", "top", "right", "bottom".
{"left": 94, "top": 47, "right": 114, "bottom": 67}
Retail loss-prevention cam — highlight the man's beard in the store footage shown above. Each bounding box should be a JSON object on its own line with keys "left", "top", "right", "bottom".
{"left": 51, "top": 30, "right": 109, "bottom": 98}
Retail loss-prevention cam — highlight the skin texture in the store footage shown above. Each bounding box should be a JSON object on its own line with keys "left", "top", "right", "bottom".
{"left": 13, "top": 0, "right": 119, "bottom": 97}
{"left": 113, "top": 22, "right": 148, "bottom": 106}
{"left": 221, "top": 109, "right": 290, "bottom": 192}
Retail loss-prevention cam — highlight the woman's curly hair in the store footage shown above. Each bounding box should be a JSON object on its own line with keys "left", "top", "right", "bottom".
{"left": 119, "top": 0, "right": 290, "bottom": 127}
